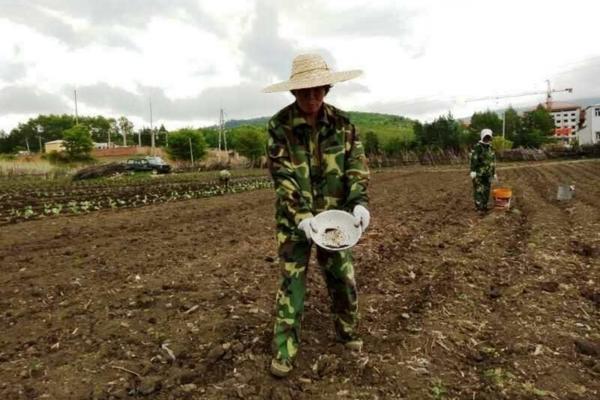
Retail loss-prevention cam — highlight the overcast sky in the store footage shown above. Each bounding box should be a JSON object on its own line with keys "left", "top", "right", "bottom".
{"left": 1, "top": 0, "right": 599, "bottom": 132}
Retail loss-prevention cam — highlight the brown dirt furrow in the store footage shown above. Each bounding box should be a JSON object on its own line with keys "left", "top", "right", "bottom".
{"left": 1, "top": 160, "right": 599, "bottom": 400}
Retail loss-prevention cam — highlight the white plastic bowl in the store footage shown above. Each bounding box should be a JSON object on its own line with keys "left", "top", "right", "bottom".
{"left": 311, "top": 210, "right": 363, "bottom": 251}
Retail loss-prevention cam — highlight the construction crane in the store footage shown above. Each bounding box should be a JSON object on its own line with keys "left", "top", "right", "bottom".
{"left": 466, "top": 80, "right": 573, "bottom": 138}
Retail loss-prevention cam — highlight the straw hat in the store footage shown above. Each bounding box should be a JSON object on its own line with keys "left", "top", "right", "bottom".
{"left": 262, "top": 54, "right": 362, "bottom": 93}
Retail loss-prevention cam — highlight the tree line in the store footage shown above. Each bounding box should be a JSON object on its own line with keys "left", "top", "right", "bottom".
{"left": 0, "top": 114, "right": 267, "bottom": 165}
{"left": 362, "top": 104, "right": 557, "bottom": 157}
{"left": 0, "top": 105, "right": 556, "bottom": 164}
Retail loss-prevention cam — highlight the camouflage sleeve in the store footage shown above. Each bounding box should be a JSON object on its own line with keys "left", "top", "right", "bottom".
{"left": 344, "top": 123, "right": 369, "bottom": 209}
{"left": 491, "top": 152, "right": 496, "bottom": 176}
{"left": 266, "top": 124, "right": 313, "bottom": 225}
{"left": 469, "top": 145, "right": 480, "bottom": 173}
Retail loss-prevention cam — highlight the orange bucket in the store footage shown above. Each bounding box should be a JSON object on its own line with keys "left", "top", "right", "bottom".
{"left": 492, "top": 188, "right": 512, "bottom": 209}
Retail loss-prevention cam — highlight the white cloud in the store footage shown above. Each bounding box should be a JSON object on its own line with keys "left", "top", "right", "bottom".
{"left": 0, "top": 0, "right": 599, "bottom": 132}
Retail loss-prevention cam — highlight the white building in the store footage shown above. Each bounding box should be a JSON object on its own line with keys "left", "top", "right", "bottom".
{"left": 577, "top": 104, "right": 600, "bottom": 146}
{"left": 44, "top": 140, "right": 66, "bottom": 153}
{"left": 548, "top": 102, "right": 580, "bottom": 144}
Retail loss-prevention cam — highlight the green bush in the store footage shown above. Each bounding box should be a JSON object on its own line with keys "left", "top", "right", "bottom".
{"left": 363, "top": 131, "right": 380, "bottom": 155}
{"left": 63, "top": 124, "right": 94, "bottom": 161}
{"left": 492, "top": 137, "right": 513, "bottom": 152}
{"left": 166, "top": 128, "right": 207, "bottom": 161}
{"left": 234, "top": 126, "right": 266, "bottom": 166}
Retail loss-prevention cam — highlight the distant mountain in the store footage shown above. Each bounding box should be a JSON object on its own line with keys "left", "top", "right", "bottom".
{"left": 223, "top": 117, "right": 269, "bottom": 129}
{"left": 215, "top": 111, "right": 415, "bottom": 142}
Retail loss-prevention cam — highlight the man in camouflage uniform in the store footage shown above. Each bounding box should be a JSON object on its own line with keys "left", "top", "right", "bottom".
{"left": 263, "top": 54, "right": 370, "bottom": 377}
{"left": 470, "top": 128, "right": 497, "bottom": 212}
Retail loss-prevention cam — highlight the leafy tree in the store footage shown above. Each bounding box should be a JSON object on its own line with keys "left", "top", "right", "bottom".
{"left": 469, "top": 110, "right": 503, "bottom": 138}
{"left": 515, "top": 104, "right": 555, "bottom": 148}
{"left": 1, "top": 114, "right": 75, "bottom": 153}
{"left": 416, "top": 113, "right": 462, "bottom": 151}
{"left": 80, "top": 115, "right": 116, "bottom": 144}
{"left": 459, "top": 125, "right": 479, "bottom": 148}
{"left": 63, "top": 124, "right": 94, "bottom": 160}
{"left": 166, "top": 128, "right": 207, "bottom": 161}
{"left": 503, "top": 106, "right": 522, "bottom": 142}
{"left": 0, "top": 114, "right": 125, "bottom": 153}
{"left": 200, "top": 128, "right": 221, "bottom": 148}
{"left": 117, "top": 116, "right": 134, "bottom": 146}
{"left": 136, "top": 127, "right": 153, "bottom": 147}
{"left": 235, "top": 126, "right": 267, "bottom": 166}
{"left": 522, "top": 104, "right": 554, "bottom": 136}
{"left": 157, "top": 124, "right": 168, "bottom": 147}
{"left": 363, "top": 130, "right": 380, "bottom": 155}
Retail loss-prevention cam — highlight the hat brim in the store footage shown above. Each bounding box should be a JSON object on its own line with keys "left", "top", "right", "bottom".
{"left": 262, "top": 70, "right": 362, "bottom": 93}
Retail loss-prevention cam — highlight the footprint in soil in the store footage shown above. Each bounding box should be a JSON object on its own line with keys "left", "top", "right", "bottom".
{"left": 570, "top": 240, "right": 598, "bottom": 257}
{"left": 488, "top": 285, "right": 502, "bottom": 299}
{"left": 580, "top": 288, "right": 600, "bottom": 306}
{"left": 574, "top": 339, "right": 600, "bottom": 357}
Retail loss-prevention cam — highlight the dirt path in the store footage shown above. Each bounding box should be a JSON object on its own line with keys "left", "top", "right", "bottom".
{"left": 1, "top": 160, "right": 599, "bottom": 399}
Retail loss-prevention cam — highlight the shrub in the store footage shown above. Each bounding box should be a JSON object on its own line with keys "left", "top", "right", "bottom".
{"left": 63, "top": 124, "right": 94, "bottom": 161}
{"left": 492, "top": 137, "right": 513, "bottom": 152}
{"left": 166, "top": 128, "right": 207, "bottom": 161}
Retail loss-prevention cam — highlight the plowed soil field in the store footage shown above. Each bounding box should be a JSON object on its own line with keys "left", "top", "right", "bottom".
{"left": 1, "top": 160, "right": 599, "bottom": 399}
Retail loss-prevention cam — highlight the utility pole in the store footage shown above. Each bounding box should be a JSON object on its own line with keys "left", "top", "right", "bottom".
{"left": 502, "top": 110, "right": 506, "bottom": 139}
{"left": 25, "top": 137, "right": 30, "bottom": 153}
{"left": 149, "top": 97, "right": 155, "bottom": 153}
{"left": 74, "top": 89, "right": 79, "bottom": 124}
{"left": 36, "top": 125, "right": 43, "bottom": 153}
{"left": 218, "top": 108, "right": 227, "bottom": 160}
{"left": 189, "top": 137, "right": 194, "bottom": 166}
{"left": 218, "top": 110, "right": 222, "bottom": 153}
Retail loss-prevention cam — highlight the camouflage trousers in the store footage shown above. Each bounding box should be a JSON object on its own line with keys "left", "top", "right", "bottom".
{"left": 472, "top": 176, "right": 491, "bottom": 210}
{"left": 272, "top": 237, "right": 359, "bottom": 363}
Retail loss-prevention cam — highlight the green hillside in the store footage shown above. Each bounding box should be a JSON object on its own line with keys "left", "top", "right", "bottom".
{"left": 348, "top": 111, "right": 415, "bottom": 145}
{"left": 221, "top": 111, "right": 415, "bottom": 146}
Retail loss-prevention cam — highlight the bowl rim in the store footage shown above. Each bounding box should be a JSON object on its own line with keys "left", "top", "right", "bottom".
{"left": 311, "top": 210, "right": 362, "bottom": 251}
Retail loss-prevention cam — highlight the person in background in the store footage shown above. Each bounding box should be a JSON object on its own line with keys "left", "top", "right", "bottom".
{"left": 262, "top": 54, "right": 370, "bottom": 378}
{"left": 470, "top": 128, "right": 497, "bottom": 212}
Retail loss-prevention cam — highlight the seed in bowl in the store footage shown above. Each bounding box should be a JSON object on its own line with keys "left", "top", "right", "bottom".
{"left": 322, "top": 228, "right": 348, "bottom": 248}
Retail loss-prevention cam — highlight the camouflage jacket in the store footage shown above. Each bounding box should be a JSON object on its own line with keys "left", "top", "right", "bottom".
{"left": 267, "top": 102, "right": 369, "bottom": 237}
{"left": 470, "top": 142, "right": 496, "bottom": 178}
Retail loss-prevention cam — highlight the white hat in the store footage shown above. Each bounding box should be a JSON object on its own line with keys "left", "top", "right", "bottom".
{"left": 262, "top": 54, "right": 362, "bottom": 93}
{"left": 480, "top": 128, "right": 493, "bottom": 141}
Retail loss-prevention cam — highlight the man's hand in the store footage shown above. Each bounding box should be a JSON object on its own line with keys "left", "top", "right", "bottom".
{"left": 298, "top": 218, "right": 316, "bottom": 240}
{"left": 353, "top": 205, "right": 371, "bottom": 231}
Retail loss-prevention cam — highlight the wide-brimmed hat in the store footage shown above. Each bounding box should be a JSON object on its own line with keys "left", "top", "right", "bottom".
{"left": 262, "top": 53, "right": 362, "bottom": 93}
